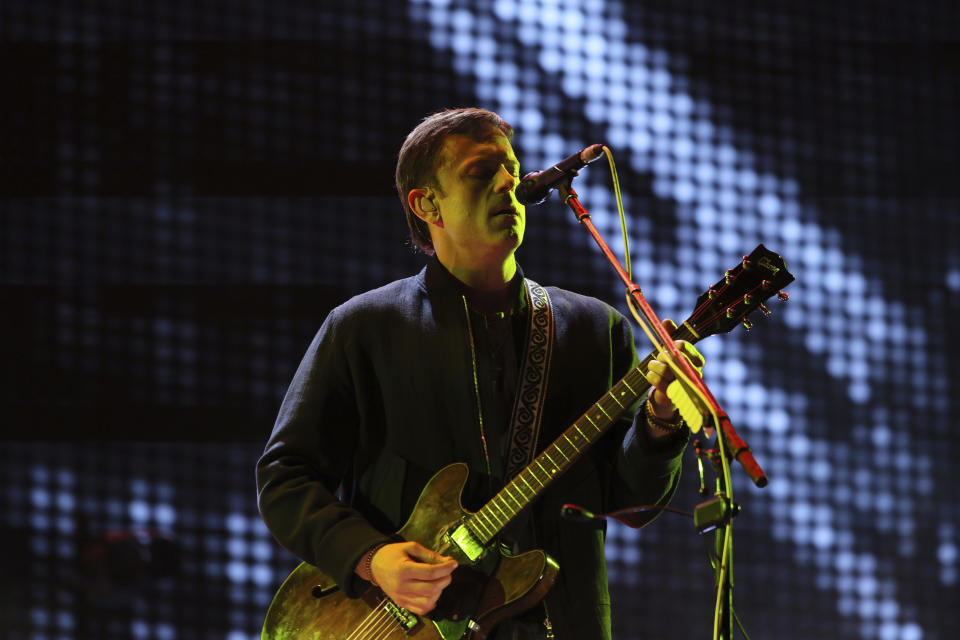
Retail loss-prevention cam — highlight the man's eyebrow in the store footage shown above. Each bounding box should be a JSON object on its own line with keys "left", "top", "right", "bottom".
{"left": 460, "top": 153, "right": 519, "bottom": 171}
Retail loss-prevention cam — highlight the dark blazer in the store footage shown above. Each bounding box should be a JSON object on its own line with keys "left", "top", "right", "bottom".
{"left": 256, "top": 257, "right": 688, "bottom": 640}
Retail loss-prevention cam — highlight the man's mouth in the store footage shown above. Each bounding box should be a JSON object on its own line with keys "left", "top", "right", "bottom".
{"left": 492, "top": 206, "right": 518, "bottom": 217}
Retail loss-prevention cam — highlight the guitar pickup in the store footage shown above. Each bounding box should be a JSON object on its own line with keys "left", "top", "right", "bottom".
{"left": 447, "top": 522, "right": 487, "bottom": 563}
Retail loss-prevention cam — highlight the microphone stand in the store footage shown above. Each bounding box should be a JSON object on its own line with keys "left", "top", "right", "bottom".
{"left": 693, "top": 439, "right": 741, "bottom": 640}
{"left": 556, "top": 179, "right": 767, "bottom": 640}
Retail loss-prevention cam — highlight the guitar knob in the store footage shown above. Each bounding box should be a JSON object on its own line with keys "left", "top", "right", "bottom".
{"left": 777, "top": 291, "right": 790, "bottom": 302}
{"left": 742, "top": 318, "right": 754, "bottom": 331}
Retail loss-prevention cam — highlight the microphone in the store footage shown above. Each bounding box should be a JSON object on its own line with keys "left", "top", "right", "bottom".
{"left": 515, "top": 144, "right": 605, "bottom": 205}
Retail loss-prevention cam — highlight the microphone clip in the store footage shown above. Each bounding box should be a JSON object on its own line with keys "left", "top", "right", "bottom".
{"left": 693, "top": 496, "right": 740, "bottom": 534}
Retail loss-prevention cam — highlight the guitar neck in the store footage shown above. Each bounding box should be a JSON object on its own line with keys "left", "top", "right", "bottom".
{"left": 466, "top": 323, "right": 699, "bottom": 545}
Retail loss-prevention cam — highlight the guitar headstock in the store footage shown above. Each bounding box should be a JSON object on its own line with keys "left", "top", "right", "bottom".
{"left": 687, "top": 244, "right": 794, "bottom": 339}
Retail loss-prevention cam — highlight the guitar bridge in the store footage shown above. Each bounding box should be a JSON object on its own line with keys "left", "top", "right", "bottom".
{"left": 382, "top": 599, "right": 421, "bottom": 634}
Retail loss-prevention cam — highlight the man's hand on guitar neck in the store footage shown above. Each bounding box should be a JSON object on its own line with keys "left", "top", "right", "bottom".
{"left": 360, "top": 541, "right": 459, "bottom": 615}
{"left": 643, "top": 318, "right": 706, "bottom": 441}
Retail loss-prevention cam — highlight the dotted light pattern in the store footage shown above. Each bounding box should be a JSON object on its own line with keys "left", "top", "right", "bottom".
{"left": 409, "top": 1, "right": 958, "bottom": 638}
{"left": 2, "top": 1, "right": 959, "bottom": 639}
{"left": 0, "top": 443, "right": 293, "bottom": 640}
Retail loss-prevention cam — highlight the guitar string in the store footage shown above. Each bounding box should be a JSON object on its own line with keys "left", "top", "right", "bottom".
{"left": 475, "top": 384, "right": 620, "bottom": 536}
{"left": 361, "top": 615, "right": 392, "bottom": 640}
{"left": 361, "top": 609, "right": 396, "bottom": 640}
{"left": 345, "top": 598, "right": 394, "bottom": 640}
{"left": 365, "top": 610, "right": 397, "bottom": 640}
{"left": 475, "top": 383, "right": 631, "bottom": 535}
{"left": 363, "top": 604, "right": 402, "bottom": 640}
{"left": 466, "top": 389, "right": 618, "bottom": 541}
{"left": 355, "top": 597, "right": 425, "bottom": 640}
{"left": 343, "top": 605, "right": 380, "bottom": 640}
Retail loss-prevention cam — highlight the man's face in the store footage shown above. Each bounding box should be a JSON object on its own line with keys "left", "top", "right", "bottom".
{"left": 429, "top": 132, "right": 526, "bottom": 264}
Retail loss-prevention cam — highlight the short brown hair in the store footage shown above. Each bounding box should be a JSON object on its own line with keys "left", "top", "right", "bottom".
{"left": 396, "top": 108, "right": 514, "bottom": 254}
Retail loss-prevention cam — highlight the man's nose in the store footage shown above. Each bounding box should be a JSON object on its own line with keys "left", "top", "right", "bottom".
{"left": 495, "top": 166, "right": 518, "bottom": 192}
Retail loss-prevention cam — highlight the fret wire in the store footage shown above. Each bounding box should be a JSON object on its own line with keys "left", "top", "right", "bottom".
{"left": 485, "top": 504, "right": 507, "bottom": 528}
{"left": 477, "top": 511, "right": 499, "bottom": 540}
{"left": 543, "top": 450, "right": 561, "bottom": 471}
{"left": 573, "top": 424, "right": 590, "bottom": 442}
{"left": 471, "top": 512, "right": 493, "bottom": 539}
{"left": 607, "top": 395, "right": 626, "bottom": 415}
{"left": 602, "top": 395, "right": 621, "bottom": 415}
{"left": 495, "top": 499, "right": 514, "bottom": 523}
{"left": 511, "top": 475, "right": 537, "bottom": 502}
{"left": 510, "top": 478, "right": 530, "bottom": 501}
{"left": 502, "top": 484, "right": 523, "bottom": 510}
{"left": 553, "top": 443, "right": 572, "bottom": 462}
{"left": 535, "top": 459, "right": 553, "bottom": 481}
{"left": 480, "top": 509, "right": 500, "bottom": 535}
{"left": 609, "top": 389, "right": 626, "bottom": 408}
{"left": 562, "top": 432, "right": 579, "bottom": 453}
{"left": 622, "top": 377, "right": 637, "bottom": 395}
{"left": 526, "top": 468, "right": 546, "bottom": 488}
{"left": 467, "top": 518, "right": 489, "bottom": 543}
{"left": 584, "top": 415, "right": 602, "bottom": 432}
{"left": 496, "top": 494, "right": 516, "bottom": 520}
{"left": 476, "top": 509, "right": 498, "bottom": 535}
{"left": 521, "top": 472, "right": 541, "bottom": 492}
{"left": 597, "top": 404, "right": 611, "bottom": 419}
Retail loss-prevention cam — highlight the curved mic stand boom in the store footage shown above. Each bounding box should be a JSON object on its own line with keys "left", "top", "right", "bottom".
{"left": 555, "top": 178, "right": 769, "bottom": 640}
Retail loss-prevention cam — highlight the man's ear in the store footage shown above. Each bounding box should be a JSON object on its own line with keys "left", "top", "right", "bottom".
{"left": 408, "top": 188, "right": 444, "bottom": 228}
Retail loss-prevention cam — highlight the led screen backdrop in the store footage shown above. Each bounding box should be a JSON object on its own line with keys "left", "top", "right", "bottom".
{"left": 2, "top": 1, "right": 958, "bottom": 639}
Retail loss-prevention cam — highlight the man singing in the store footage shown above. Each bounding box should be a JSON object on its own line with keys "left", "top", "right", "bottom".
{"left": 257, "top": 108, "right": 701, "bottom": 639}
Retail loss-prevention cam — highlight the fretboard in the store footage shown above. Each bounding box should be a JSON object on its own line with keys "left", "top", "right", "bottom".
{"left": 465, "top": 324, "right": 698, "bottom": 544}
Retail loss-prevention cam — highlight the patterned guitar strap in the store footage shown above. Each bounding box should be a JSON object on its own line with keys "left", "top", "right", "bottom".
{"left": 503, "top": 278, "right": 556, "bottom": 639}
{"left": 504, "top": 278, "right": 555, "bottom": 481}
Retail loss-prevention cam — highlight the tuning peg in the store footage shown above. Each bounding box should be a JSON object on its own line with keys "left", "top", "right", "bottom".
{"left": 742, "top": 318, "right": 754, "bottom": 331}
{"left": 777, "top": 291, "right": 790, "bottom": 302}
{"left": 741, "top": 256, "right": 752, "bottom": 270}
{"left": 759, "top": 303, "right": 772, "bottom": 316}
{"left": 725, "top": 270, "right": 734, "bottom": 284}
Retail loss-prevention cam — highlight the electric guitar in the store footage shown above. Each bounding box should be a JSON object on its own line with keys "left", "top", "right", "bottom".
{"left": 261, "top": 244, "right": 794, "bottom": 640}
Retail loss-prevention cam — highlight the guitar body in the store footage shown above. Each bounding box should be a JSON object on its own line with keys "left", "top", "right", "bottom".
{"left": 261, "top": 463, "right": 559, "bottom": 640}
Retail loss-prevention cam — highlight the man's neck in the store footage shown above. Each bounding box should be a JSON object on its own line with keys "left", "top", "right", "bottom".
{"left": 438, "top": 253, "right": 517, "bottom": 294}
